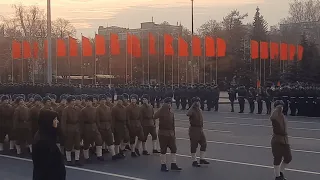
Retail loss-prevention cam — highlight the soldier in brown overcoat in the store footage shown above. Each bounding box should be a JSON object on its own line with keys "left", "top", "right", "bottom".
{"left": 126, "top": 94, "right": 144, "bottom": 157}
{"left": 106, "top": 93, "right": 114, "bottom": 108}
{"left": 0, "top": 95, "right": 15, "bottom": 152}
{"left": 112, "top": 95, "right": 129, "bottom": 159}
{"left": 121, "top": 93, "right": 131, "bottom": 151}
{"left": 13, "top": 96, "right": 31, "bottom": 155}
{"left": 61, "top": 96, "right": 82, "bottom": 166}
{"left": 96, "top": 94, "right": 116, "bottom": 160}
{"left": 154, "top": 97, "right": 182, "bottom": 172}
{"left": 55, "top": 95, "right": 68, "bottom": 153}
{"left": 29, "top": 95, "right": 43, "bottom": 137}
{"left": 80, "top": 96, "right": 104, "bottom": 162}
{"left": 93, "top": 95, "right": 99, "bottom": 107}
{"left": 49, "top": 94, "right": 58, "bottom": 111}
{"left": 27, "top": 94, "right": 35, "bottom": 108}
{"left": 140, "top": 94, "right": 159, "bottom": 155}
{"left": 41, "top": 96, "right": 53, "bottom": 111}
{"left": 187, "top": 97, "right": 210, "bottom": 167}
{"left": 270, "top": 100, "right": 292, "bottom": 180}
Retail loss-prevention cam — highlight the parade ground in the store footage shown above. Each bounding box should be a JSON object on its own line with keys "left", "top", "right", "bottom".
{"left": 0, "top": 104, "right": 319, "bottom": 180}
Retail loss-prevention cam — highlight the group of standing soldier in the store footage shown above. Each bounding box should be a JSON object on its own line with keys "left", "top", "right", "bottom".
{"left": 0, "top": 83, "right": 210, "bottom": 171}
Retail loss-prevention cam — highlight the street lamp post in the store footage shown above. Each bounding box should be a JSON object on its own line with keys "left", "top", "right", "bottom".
{"left": 47, "top": 0, "right": 52, "bottom": 85}
{"left": 191, "top": 0, "right": 194, "bottom": 84}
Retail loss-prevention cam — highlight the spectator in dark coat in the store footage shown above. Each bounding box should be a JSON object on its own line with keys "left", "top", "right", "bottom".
{"left": 32, "top": 110, "right": 66, "bottom": 180}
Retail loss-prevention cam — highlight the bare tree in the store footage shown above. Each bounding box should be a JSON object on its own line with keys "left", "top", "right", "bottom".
{"left": 52, "top": 18, "right": 76, "bottom": 39}
{"left": 286, "top": 0, "right": 320, "bottom": 23}
{"left": 197, "top": 19, "right": 222, "bottom": 37}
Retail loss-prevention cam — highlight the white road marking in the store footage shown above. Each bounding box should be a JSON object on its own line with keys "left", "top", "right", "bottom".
{"left": 176, "top": 137, "right": 320, "bottom": 154}
{"left": 0, "top": 154, "right": 147, "bottom": 180}
{"left": 175, "top": 118, "right": 320, "bottom": 132}
{"left": 176, "top": 154, "right": 320, "bottom": 175}
{"left": 176, "top": 127, "right": 231, "bottom": 133}
{"left": 225, "top": 116, "right": 320, "bottom": 125}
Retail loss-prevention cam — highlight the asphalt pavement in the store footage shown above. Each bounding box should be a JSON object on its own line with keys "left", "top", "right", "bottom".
{"left": 0, "top": 103, "right": 319, "bottom": 180}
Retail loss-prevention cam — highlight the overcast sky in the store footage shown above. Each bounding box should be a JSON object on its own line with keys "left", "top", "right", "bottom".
{"left": 0, "top": 0, "right": 291, "bottom": 37}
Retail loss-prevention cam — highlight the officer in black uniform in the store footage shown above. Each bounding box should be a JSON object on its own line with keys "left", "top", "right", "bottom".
{"left": 247, "top": 87, "right": 256, "bottom": 113}
{"left": 227, "top": 87, "right": 237, "bottom": 112}
{"left": 237, "top": 86, "right": 247, "bottom": 113}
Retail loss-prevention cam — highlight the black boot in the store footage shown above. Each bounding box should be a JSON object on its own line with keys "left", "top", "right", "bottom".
{"left": 112, "top": 155, "right": 118, "bottom": 160}
{"left": 280, "top": 172, "right": 286, "bottom": 180}
{"left": 131, "top": 152, "right": 138, "bottom": 157}
{"left": 161, "top": 164, "right": 169, "bottom": 172}
{"left": 192, "top": 161, "right": 201, "bottom": 167}
{"left": 85, "top": 158, "right": 92, "bottom": 164}
{"left": 66, "top": 161, "right": 73, "bottom": 166}
{"left": 200, "top": 159, "right": 210, "bottom": 165}
{"left": 275, "top": 176, "right": 284, "bottom": 180}
{"left": 142, "top": 150, "right": 150, "bottom": 155}
{"left": 97, "top": 156, "right": 104, "bottom": 161}
{"left": 135, "top": 148, "right": 140, "bottom": 156}
{"left": 153, "top": 149, "right": 160, "bottom": 154}
{"left": 75, "top": 160, "right": 83, "bottom": 167}
{"left": 125, "top": 145, "right": 131, "bottom": 151}
{"left": 171, "top": 163, "right": 182, "bottom": 171}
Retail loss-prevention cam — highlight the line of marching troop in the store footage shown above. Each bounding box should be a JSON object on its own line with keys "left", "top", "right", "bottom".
{"left": 0, "top": 92, "right": 209, "bottom": 171}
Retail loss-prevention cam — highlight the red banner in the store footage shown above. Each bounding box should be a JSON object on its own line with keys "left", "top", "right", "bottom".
{"left": 95, "top": 34, "right": 106, "bottom": 55}
{"left": 178, "top": 37, "right": 188, "bottom": 57}
{"left": 164, "top": 34, "right": 174, "bottom": 56}
{"left": 192, "top": 36, "right": 201, "bottom": 56}
{"left": 12, "top": 40, "right": 21, "bottom": 59}
{"left": 250, "top": 40, "right": 259, "bottom": 59}
{"left": 205, "top": 36, "right": 215, "bottom": 57}
{"left": 217, "top": 38, "right": 226, "bottom": 57}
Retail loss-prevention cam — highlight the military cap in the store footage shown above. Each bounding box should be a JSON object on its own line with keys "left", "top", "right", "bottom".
{"left": 81, "top": 94, "right": 88, "bottom": 100}
{"left": 67, "top": 95, "right": 76, "bottom": 103}
{"left": 27, "top": 94, "right": 34, "bottom": 100}
{"left": 60, "top": 94, "right": 68, "bottom": 101}
{"left": 163, "top": 97, "right": 172, "bottom": 104}
{"left": 86, "top": 95, "right": 94, "bottom": 102}
{"left": 43, "top": 96, "right": 51, "bottom": 103}
{"left": 192, "top": 97, "right": 200, "bottom": 103}
{"left": 122, "top": 93, "right": 129, "bottom": 100}
{"left": 130, "top": 94, "right": 138, "bottom": 100}
{"left": 141, "top": 94, "right": 149, "bottom": 100}
{"left": 99, "top": 94, "right": 107, "bottom": 101}
{"left": 75, "top": 95, "right": 82, "bottom": 101}
{"left": 34, "top": 95, "right": 43, "bottom": 102}
{"left": 274, "top": 100, "right": 284, "bottom": 108}
{"left": 15, "top": 96, "right": 24, "bottom": 103}
{"left": 93, "top": 94, "right": 99, "bottom": 100}
{"left": 49, "top": 94, "right": 57, "bottom": 100}
{"left": 1, "top": 95, "right": 9, "bottom": 101}
{"left": 105, "top": 93, "right": 112, "bottom": 98}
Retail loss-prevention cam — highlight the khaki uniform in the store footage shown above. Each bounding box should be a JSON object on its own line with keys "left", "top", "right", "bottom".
{"left": 56, "top": 104, "right": 67, "bottom": 146}
{"left": 112, "top": 104, "right": 129, "bottom": 145}
{"left": 106, "top": 102, "right": 114, "bottom": 108}
{"left": 126, "top": 103, "right": 144, "bottom": 144}
{"left": 0, "top": 103, "right": 15, "bottom": 143}
{"left": 154, "top": 104, "right": 177, "bottom": 154}
{"left": 13, "top": 105, "right": 31, "bottom": 146}
{"left": 96, "top": 104, "right": 114, "bottom": 146}
{"left": 61, "top": 105, "right": 81, "bottom": 151}
{"left": 80, "top": 106, "right": 103, "bottom": 149}
{"left": 140, "top": 104, "right": 157, "bottom": 142}
{"left": 186, "top": 106, "right": 207, "bottom": 153}
{"left": 29, "top": 104, "right": 43, "bottom": 137}
{"left": 270, "top": 108, "right": 292, "bottom": 165}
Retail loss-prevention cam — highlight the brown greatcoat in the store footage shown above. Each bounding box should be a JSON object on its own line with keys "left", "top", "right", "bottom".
{"left": 0, "top": 103, "right": 15, "bottom": 143}
{"left": 61, "top": 105, "right": 81, "bottom": 151}
{"left": 140, "top": 103, "right": 157, "bottom": 141}
{"left": 126, "top": 103, "right": 144, "bottom": 143}
{"left": 13, "top": 105, "right": 31, "bottom": 145}
{"left": 186, "top": 105, "right": 207, "bottom": 153}
{"left": 153, "top": 104, "right": 177, "bottom": 154}
{"left": 106, "top": 101, "right": 114, "bottom": 108}
{"left": 80, "top": 106, "right": 102, "bottom": 149}
{"left": 55, "top": 103, "right": 67, "bottom": 145}
{"left": 96, "top": 104, "right": 114, "bottom": 146}
{"left": 112, "top": 104, "right": 129, "bottom": 145}
{"left": 29, "top": 104, "right": 43, "bottom": 137}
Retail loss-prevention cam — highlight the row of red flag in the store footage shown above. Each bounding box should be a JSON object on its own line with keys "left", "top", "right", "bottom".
{"left": 11, "top": 33, "right": 227, "bottom": 59}
{"left": 250, "top": 40, "right": 303, "bottom": 61}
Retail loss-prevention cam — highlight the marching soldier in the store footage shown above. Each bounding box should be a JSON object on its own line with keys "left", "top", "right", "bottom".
{"left": 186, "top": 97, "right": 210, "bottom": 167}
{"left": 61, "top": 96, "right": 82, "bottom": 166}
{"left": 42, "top": 96, "right": 53, "bottom": 111}
{"left": 0, "top": 95, "right": 15, "bottom": 152}
{"left": 237, "top": 86, "right": 247, "bottom": 113}
{"left": 96, "top": 94, "right": 116, "bottom": 160}
{"left": 228, "top": 87, "right": 237, "bottom": 112}
{"left": 112, "top": 95, "right": 129, "bottom": 159}
{"left": 265, "top": 87, "right": 273, "bottom": 115}
{"left": 106, "top": 93, "right": 114, "bottom": 108}
{"left": 154, "top": 97, "right": 182, "bottom": 172}
{"left": 270, "top": 100, "right": 292, "bottom": 180}
{"left": 56, "top": 95, "right": 68, "bottom": 153}
{"left": 80, "top": 96, "right": 104, "bottom": 162}
{"left": 126, "top": 94, "right": 144, "bottom": 157}
{"left": 248, "top": 87, "right": 256, "bottom": 113}
{"left": 257, "top": 87, "right": 264, "bottom": 114}
{"left": 13, "top": 96, "right": 31, "bottom": 155}
{"left": 140, "top": 94, "right": 160, "bottom": 155}
{"left": 29, "top": 95, "right": 43, "bottom": 137}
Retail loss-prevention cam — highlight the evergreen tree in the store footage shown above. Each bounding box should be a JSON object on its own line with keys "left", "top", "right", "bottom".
{"left": 251, "top": 7, "right": 268, "bottom": 41}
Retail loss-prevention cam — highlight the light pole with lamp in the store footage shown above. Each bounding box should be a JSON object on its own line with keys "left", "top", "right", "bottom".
{"left": 47, "top": 0, "right": 52, "bottom": 85}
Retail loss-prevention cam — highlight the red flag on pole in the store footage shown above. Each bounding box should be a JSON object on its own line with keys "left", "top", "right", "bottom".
{"left": 148, "top": 33, "right": 156, "bottom": 55}
{"left": 270, "top": 42, "right": 279, "bottom": 60}
{"left": 12, "top": 40, "right": 21, "bottom": 59}
{"left": 289, "top": 44, "right": 296, "bottom": 61}
{"left": 23, "top": 41, "right": 32, "bottom": 59}
{"left": 95, "top": 34, "right": 106, "bottom": 55}
{"left": 297, "top": 45, "right": 303, "bottom": 61}
{"left": 280, "top": 43, "right": 288, "bottom": 61}
{"left": 217, "top": 38, "right": 226, "bottom": 57}
{"left": 178, "top": 37, "right": 188, "bottom": 57}
{"left": 132, "top": 35, "right": 141, "bottom": 58}
{"left": 110, "top": 33, "right": 120, "bottom": 55}
{"left": 57, "top": 39, "right": 67, "bottom": 57}
{"left": 69, "top": 37, "right": 78, "bottom": 57}
{"left": 192, "top": 36, "right": 201, "bottom": 56}
{"left": 32, "top": 42, "right": 39, "bottom": 59}
{"left": 260, "top": 41, "right": 269, "bottom": 59}
{"left": 205, "top": 36, "right": 215, "bottom": 57}
{"left": 127, "top": 33, "right": 132, "bottom": 54}
{"left": 164, "top": 34, "right": 174, "bottom": 56}
{"left": 250, "top": 40, "right": 259, "bottom": 59}
{"left": 82, "top": 36, "right": 93, "bottom": 57}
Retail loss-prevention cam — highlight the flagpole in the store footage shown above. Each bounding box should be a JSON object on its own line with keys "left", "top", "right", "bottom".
{"left": 68, "top": 37, "right": 71, "bottom": 85}
{"left": 109, "top": 32, "right": 112, "bottom": 85}
{"left": 81, "top": 34, "right": 84, "bottom": 86}
{"left": 164, "top": 54, "right": 166, "bottom": 85}
{"left": 31, "top": 39, "right": 35, "bottom": 85}
{"left": 269, "top": 41, "right": 271, "bottom": 76}
{"left": 55, "top": 39, "right": 58, "bottom": 83}
{"left": 259, "top": 41, "right": 262, "bottom": 84}
{"left": 11, "top": 41, "right": 14, "bottom": 83}
{"left": 141, "top": 32, "right": 145, "bottom": 84}
{"left": 125, "top": 33, "right": 128, "bottom": 84}
{"left": 186, "top": 57, "right": 188, "bottom": 83}
{"left": 215, "top": 53, "right": 218, "bottom": 84}
{"left": 131, "top": 34, "right": 133, "bottom": 83}
{"left": 203, "top": 38, "right": 206, "bottom": 84}
{"left": 177, "top": 36, "right": 180, "bottom": 86}
{"left": 157, "top": 33, "right": 160, "bottom": 84}
{"left": 171, "top": 33, "right": 174, "bottom": 87}
{"left": 264, "top": 59, "right": 266, "bottom": 85}
{"left": 197, "top": 56, "right": 200, "bottom": 83}
{"left": 94, "top": 34, "right": 97, "bottom": 86}
{"left": 147, "top": 33, "right": 150, "bottom": 84}
{"left": 47, "top": 0, "right": 52, "bottom": 85}
{"left": 22, "top": 39, "right": 24, "bottom": 83}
